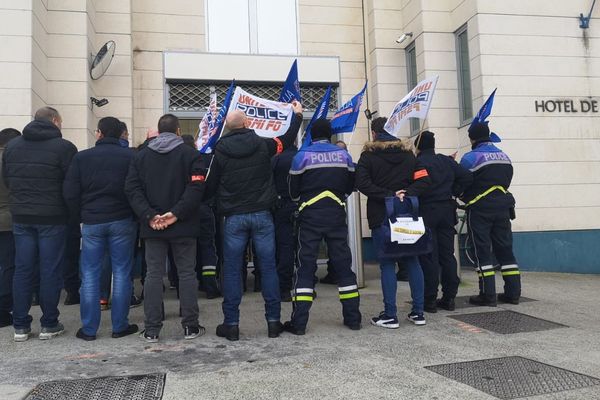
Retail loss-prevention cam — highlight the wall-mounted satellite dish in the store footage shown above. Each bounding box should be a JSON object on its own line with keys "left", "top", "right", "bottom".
{"left": 90, "top": 41, "right": 116, "bottom": 80}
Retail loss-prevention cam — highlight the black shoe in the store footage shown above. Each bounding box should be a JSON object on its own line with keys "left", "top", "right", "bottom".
{"left": 280, "top": 291, "right": 292, "bottom": 303}
{"left": 268, "top": 321, "right": 284, "bottom": 338}
{"left": 184, "top": 325, "right": 206, "bottom": 340}
{"left": 282, "top": 321, "right": 305, "bottom": 335}
{"left": 0, "top": 313, "right": 12, "bottom": 328}
{"left": 31, "top": 292, "right": 39, "bottom": 306}
{"left": 130, "top": 295, "right": 142, "bottom": 308}
{"left": 319, "top": 274, "right": 337, "bottom": 285}
{"left": 437, "top": 297, "right": 455, "bottom": 311}
{"left": 64, "top": 291, "right": 80, "bottom": 306}
{"left": 76, "top": 328, "right": 96, "bottom": 341}
{"left": 206, "top": 290, "right": 221, "bottom": 299}
{"left": 424, "top": 301, "right": 438, "bottom": 313}
{"left": 139, "top": 329, "right": 158, "bottom": 343}
{"left": 344, "top": 322, "right": 361, "bottom": 331}
{"left": 216, "top": 324, "right": 239, "bottom": 341}
{"left": 469, "top": 294, "right": 497, "bottom": 307}
{"left": 497, "top": 293, "right": 519, "bottom": 305}
{"left": 112, "top": 324, "right": 139, "bottom": 338}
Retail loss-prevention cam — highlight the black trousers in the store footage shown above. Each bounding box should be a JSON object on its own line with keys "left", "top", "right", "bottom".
{"left": 273, "top": 200, "right": 296, "bottom": 294}
{"left": 419, "top": 201, "right": 460, "bottom": 302}
{"left": 0, "top": 231, "right": 15, "bottom": 316}
{"left": 291, "top": 209, "right": 360, "bottom": 329}
{"left": 62, "top": 222, "right": 81, "bottom": 294}
{"left": 466, "top": 206, "right": 521, "bottom": 300}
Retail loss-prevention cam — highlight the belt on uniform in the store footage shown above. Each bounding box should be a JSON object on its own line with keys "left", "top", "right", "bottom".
{"left": 465, "top": 185, "right": 506, "bottom": 207}
{"left": 298, "top": 190, "right": 345, "bottom": 212}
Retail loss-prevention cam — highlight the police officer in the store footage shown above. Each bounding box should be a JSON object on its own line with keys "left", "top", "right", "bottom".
{"left": 415, "top": 131, "right": 472, "bottom": 312}
{"left": 460, "top": 122, "right": 521, "bottom": 306}
{"left": 271, "top": 143, "right": 298, "bottom": 302}
{"left": 283, "top": 119, "right": 361, "bottom": 335}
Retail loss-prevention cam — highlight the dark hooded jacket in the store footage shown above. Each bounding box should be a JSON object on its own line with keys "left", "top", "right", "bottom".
{"left": 206, "top": 113, "right": 302, "bottom": 216}
{"left": 356, "top": 139, "right": 431, "bottom": 229}
{"left": 2, "top": 120, "right": 77, "bottom": 225}
{"left": 125, "top": 132, "right": 206, "bottom": 239}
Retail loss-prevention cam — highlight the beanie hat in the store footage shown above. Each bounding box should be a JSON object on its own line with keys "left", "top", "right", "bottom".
{"left": 311, "top": 119, "right": 332, "bottom": 140}
{"left": 416, "top": 130, "right": 435, "bottom": 150}
{"left": 468, "top": 121, "right": 490, "bottom": 141}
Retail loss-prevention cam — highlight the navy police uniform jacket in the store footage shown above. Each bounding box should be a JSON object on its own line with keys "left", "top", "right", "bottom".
{"left": 417, "top": 148, "right": 473, "bottom": 205}
{"left": 289, "top": 140, "right": 355, "bottom": 225}
{"left": 460, "top": 141, "right": 515, "bottom": 210}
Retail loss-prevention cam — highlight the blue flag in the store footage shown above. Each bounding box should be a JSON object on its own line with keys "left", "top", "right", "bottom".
{"left": 200, "top": 80, "right": 235, "bottom": 154}
{"left": 470, "top": 89, "right": 501, "bottom": 142}
{"left": 279, "top": 59, "right": 301, "bottom": 103}
{"left": 331, "top": 82, "right": 366, "bottom": 134}
{"left": 302, "top": 86, "right": 332, "bottom": 148}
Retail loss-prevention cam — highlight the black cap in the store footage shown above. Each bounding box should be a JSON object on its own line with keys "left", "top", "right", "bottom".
{"left": 311, "top": 119, "right": 332, "bottom": 140}
{"left": 468, "top": 121, "right": 490, "bottom": 141}
{"left": 416, "top": 130, "right": 435, "bottom": 150}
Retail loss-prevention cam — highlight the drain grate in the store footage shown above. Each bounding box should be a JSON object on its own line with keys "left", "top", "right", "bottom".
{"left": 25, "top": 373, "right": 166, "bottom": 400}
{"left": 425, "top": 356, "right": 600, "bottom": 399}
{"left": 448, "top": 310, "right": 566, "bottom": 334}
{"left": 453, "top": 296, "right": 536, "bottom": 309}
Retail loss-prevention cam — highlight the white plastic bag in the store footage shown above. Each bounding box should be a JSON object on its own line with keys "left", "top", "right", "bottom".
{"left": 389, "top": 217, "right": 426, "bottom": 245}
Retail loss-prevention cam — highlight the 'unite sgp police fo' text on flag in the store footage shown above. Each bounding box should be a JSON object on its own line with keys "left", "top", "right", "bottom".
{"left": 384, "top": 75, "right": 439, "bottom": 137}
{"left": 229, "top": 87, "right": 294, "bottom": 138}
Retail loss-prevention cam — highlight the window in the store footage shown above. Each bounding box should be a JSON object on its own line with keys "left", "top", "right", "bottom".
{"left": 207, "top": 0, "right": 298, "bottom": 55}
{"left": 456, "top": 25, "right": 473, "bottom": 124}
{"left": 405, "top": 42, "right": 420, "bottom": 136}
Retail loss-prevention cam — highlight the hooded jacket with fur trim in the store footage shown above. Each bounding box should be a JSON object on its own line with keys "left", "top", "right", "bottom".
{"left": 356, "top": 139, "right": 431, "bottom": 229}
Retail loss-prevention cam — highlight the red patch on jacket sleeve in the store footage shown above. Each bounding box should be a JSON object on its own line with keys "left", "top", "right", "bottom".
{"left": 413, "top": 169, "right": 428, "bottom": 180}
{"left": 192, "top": 175, "right": 206, "bottom": 182}
{"left": 273, "top": 137, "right": 283, "bottom": 155}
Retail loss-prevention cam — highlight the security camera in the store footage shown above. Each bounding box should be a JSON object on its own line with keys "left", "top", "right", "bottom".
{"left": 396, "top": 32, "right": 413, "bottom": 44}
{"left": 90, "top": 97, "right": 109, "bottom": 108}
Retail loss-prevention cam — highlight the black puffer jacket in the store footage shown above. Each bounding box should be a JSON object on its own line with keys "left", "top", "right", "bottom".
{"left": 2, "top": 120, "right": 77, "bottom": 225}
{"left": 207, "top": 114, "right": 302, "bottom": 216}
{"left": 356, "top": 139, "right": 431, "bottom": 229}
{"left": 125, "top": 132, "right": 206, "bottom": 239}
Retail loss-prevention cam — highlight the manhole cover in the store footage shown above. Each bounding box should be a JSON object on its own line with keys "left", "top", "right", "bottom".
{"left": 453, "top": 296, "right": 536, "bottom": 309}
{"left": 448, "top": 310, "right": 566, "bottom": 334}
{"left": 25, "top": 373, "right": 166, "bottom": 400}
{"left": 425, "top": 356, "right": 600, "bottom": 399}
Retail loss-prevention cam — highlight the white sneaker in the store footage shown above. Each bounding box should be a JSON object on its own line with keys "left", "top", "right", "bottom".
{"left": 14, "top": 329, "right": 32, "bottom": 342}
{"left": 370, "top": 312, "right": 400, "bottom": 329}
{"left": 407, "top": 312, "right": 426, "bottom": 326}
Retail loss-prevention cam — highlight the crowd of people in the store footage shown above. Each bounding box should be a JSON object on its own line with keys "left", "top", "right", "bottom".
{"left": 0, "top": 102, "right": 522, "bottom": 343}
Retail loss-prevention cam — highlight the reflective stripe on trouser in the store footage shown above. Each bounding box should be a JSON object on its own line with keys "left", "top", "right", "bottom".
{"left": 290, "top": 208, "right": 361, "bottom": 329}
{"left": 500, "top": 264, "right": 521, "bottom": 299}
{"left": 202, "top": 265, "right": 217, "bottom": 276}
{"left": 201, "top": 265, "right": 220, "bottom": 295}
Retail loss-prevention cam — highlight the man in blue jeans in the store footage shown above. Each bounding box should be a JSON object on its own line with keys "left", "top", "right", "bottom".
{"left": 2, "top": 107, "right": 77, "bottom": 342}
{"left": 356, "top": 117, "right": 431, "bottom": 328}
{"left": 206, "top": 102, "right": 303, "bottom": 341}
{"left": 64, "top": 117, "right": 138, "bottom": 341}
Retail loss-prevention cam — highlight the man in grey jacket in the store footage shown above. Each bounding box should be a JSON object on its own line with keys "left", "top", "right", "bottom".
{"left": 0, "top": 128, "right": 21, "bottom": 328}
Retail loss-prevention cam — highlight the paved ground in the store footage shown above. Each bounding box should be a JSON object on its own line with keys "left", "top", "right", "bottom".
{"left": 1, "top": 266, "right": 599, "bottom": 400}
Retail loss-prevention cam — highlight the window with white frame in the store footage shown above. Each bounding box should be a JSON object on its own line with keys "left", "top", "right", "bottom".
{"left": 405, "top": 42, "right": 420, "bottom": 136}
{"left": 456, "top": 24, "right": 473, "bottom": 124}
{"left": 207, "top": 0, "right": 298, "bottom": 55}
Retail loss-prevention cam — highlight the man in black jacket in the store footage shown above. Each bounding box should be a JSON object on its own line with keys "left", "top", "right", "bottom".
{"left": 2, "top": 107, "right": 77, "bottom": 342}
{"left": 64, "top": 117, "right": 138, "bottom": 341}
{"left": 356, "top": 117, "right": 431, "bottom": 329}
{"left": 125, "top": 114, "right": 207, "bottom": 343}
{"left": 415, "top": 131, "right": 472, "bottom": 313}
{"left": 284, "top": 119, "right": 360, "bottom": 335}
{"left": 206, "top": 102, "right": 303, "bottom": 341}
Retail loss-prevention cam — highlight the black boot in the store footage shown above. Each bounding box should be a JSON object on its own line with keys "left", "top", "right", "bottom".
{"left": 497, "top": 293, "right": 519, "bottom": 305}
{"left": 424, "top": 300, "right": 438, "bottom": 313}
{"left": 437, "top": 297, "right": 455, "bottom": 311}
{"left": 216, "top": 324, "right": 239, "bottom": 341}
{"left": 469, "top": 294, "right": 497, "bottom": 307}
{"left": 282, "top": 321, "right": 305, "bottom": 335}
{"left": 267, "top": 321, "right": 284, "bottom": 338}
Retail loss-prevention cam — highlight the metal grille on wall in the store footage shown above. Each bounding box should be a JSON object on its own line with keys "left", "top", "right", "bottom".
{"left": 167, "top": 81, "right": 338, "bottom": 114}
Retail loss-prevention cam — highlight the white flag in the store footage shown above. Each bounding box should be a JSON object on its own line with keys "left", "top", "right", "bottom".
{"left": 228, "top": 87, "right": 294, "bottom": 138}
{"left": 197, "top": 92, "right": 218, "bottom": 150}
{"left": 384, "top": 75, "right": 439, "bottom": 136}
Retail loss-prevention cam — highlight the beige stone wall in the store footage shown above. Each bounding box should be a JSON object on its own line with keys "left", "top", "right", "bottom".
{"left": 131, "top": 0, "right": 206, "bottom": 145}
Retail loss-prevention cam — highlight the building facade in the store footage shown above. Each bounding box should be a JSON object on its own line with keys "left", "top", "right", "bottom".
{"left": 0, "top": 0, "right": 598, "bottom": 272}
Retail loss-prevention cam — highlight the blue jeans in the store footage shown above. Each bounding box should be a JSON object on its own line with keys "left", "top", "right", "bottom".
{"left": 12, "top": 224, "right": 67, "bottom": 330}
{"left": 222, "top": 211, "right": 280, "bottom": 325}
{"left": 80, "top": 218, "right": 136, "bottom": 335}
{"left": 372, "top": 226, "right": 424, "bottom": 317}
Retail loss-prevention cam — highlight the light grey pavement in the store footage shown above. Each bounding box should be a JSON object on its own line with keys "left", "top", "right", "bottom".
{"left": 1, "top": 266, "right": 599, "bottom": 400}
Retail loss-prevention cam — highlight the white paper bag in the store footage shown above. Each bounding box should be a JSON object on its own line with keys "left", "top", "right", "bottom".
{"left": 389, "top": 217, "right": 426, "bottom": 245}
